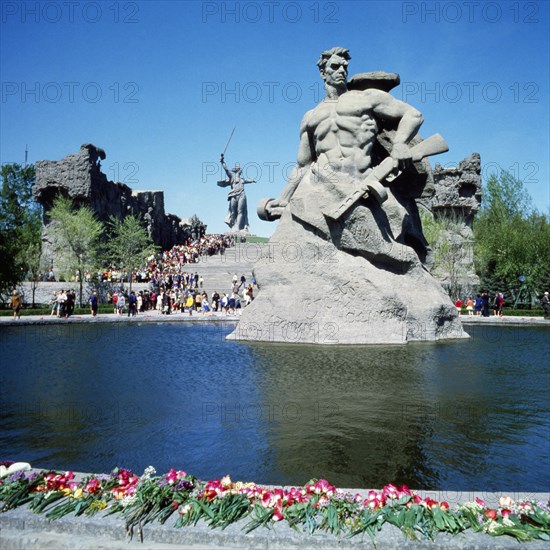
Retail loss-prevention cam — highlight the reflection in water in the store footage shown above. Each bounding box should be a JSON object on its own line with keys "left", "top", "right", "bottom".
{"left": 0, "top": 322, "right": 548, "bottom": 491}
{"left": 246, "top": 343, "right": 440, "bottom": 488}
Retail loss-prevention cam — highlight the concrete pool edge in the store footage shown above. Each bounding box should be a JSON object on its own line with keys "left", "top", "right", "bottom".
{"left": 0, "top": 312, "right": 548, "bottom": 329}
{"left": 1, "top": 496, "right": 549, "bottom": 549}
{"left": 0, "top": 311, "right": 241, "bottom": 327}
{"left": 1, "top": 479, "right": 549, "bottom": 549}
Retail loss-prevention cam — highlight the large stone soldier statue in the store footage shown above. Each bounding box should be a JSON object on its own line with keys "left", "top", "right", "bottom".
{"left": 258, "top": 47, "right": 447, "bottom": 270}
{"left": 230, "top": 47, "right": 467, "bottom": 344}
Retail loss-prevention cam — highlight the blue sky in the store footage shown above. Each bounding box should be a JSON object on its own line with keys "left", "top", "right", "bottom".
{"left": 1, "top": 0, "right": 549, "bottom": 236}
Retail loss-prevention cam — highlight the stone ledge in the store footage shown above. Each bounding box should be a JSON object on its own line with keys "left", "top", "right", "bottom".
{"left": 2, "top": 504, "right": 550, "bottom": 549}
{"left": 2, "top": 488, "right": 549, "bottom": 550}
{"left": 0, "top": 312, "right": 240, "bottom": 327}
{"left": 2, "top": 311, "right": 548, "bottom": 330}
{"left": 460, "top": 317, "right": 549, "bottom": 326}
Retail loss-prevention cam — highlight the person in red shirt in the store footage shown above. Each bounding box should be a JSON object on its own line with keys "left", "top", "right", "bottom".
{"left": 454, "top": 299, "right": 463, "bottom": 315}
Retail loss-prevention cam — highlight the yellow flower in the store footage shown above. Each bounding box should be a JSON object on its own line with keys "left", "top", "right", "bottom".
{"left": 73, "top": 488, "right": 83, "bottom": 499}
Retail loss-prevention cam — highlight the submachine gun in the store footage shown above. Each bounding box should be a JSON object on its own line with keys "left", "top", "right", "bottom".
{"left": 257, "top": 133, "right": 448, "bottom": 222}
{"left": 322, "top": 133, "right": 449, "bottom": 221}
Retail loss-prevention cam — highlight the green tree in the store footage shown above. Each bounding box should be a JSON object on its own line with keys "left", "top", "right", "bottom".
{"left": 419, "top": 209, "right": 473, "bottom": 300}
{"left": 474, "top": 171, "right": 550, "bottom": 305}
{"left": 48, "top": 196, "right": 103, "bottom": 306}
{"left": 0, "top": 163, "right": 42, "bottom": 303}
{"left": 19, "top": 220, "right": 43, "bottom": 307}
{"left": 482, "top": 170, "right": 532, "bottom": 221}
{"left": 104, "top": 214, "right": 158, "bottom": 293}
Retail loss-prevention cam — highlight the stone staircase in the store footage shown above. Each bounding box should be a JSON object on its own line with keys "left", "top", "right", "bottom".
{"left": 191, "top": 242, "right": 265, "bottom": 297}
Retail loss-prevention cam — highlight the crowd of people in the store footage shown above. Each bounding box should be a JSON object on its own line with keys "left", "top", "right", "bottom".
{"left": 84, "top": 234, "right": 253, "bottom": 317}
{"left": 86, "top": 234, "right": 235, "bottom": 284}
{"left": 6, "top": 285, "right": 550, "bottom": 321}
{"left": 455, "top": 291, "right": 506, "bottom": 317}
{"left": 107, "top": 272, "right": 255, "bottom": 317}
{"left": 41, "top": 267, "right": 256, "bottom": 319}
{"left": 7, "top": 233, "right": 256, "bottom": 319}
{"left": 49, "top": 289, "right": 78, "bottom": 319}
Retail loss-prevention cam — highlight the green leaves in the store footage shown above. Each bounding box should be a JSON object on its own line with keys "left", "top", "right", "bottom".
{"left": 103, "top": 214, "right": 158, "bottom": 292}
{"left": 49, "top": 196, "right": 103, "bottom": 263}
{"left": 0, "top": 476, "right": 37, "bottom": 512}
{"left": 47, "top": 196, "right": 103, "bottom": 304}
{"left": 203, "top": 497, "right": 248, "bottom": 529}
{"left": 431, "top": 505, "right": 465, "bottom": 533}
{"left": 419, "top": 209, "right": 473, "bottom": 300}
{"left": 0, "top": 163, "right": 38, "bottom": 231}
{"left": 243, "top": 505, "right": 275, "bottom": 533}
{"left": 0, "top": 163, "right": 42, "bottom": 298}
{"left": 474, "top": 171, "right": 550, "bottom": 299}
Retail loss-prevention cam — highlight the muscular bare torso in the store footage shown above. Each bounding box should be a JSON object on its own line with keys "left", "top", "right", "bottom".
{"left": 305, "top": 90, "right": 379, "bottom": 174}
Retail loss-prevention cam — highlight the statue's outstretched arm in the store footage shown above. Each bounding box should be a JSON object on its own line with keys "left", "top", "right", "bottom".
{"left": 370, "top": 89, "right": 424, "bottom": 168}
{"left": 220, "top": 154, "right": 232, "bottom": 178}
{"left": 271, "top": 116, "right": 313, "bottom": 207}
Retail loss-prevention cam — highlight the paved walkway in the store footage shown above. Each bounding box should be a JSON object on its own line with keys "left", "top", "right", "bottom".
{"left": 0, "top": 310, "right": 240, "bottom": 327}
{"left": 460, "top": 315, "right": 548, "bottom": 326}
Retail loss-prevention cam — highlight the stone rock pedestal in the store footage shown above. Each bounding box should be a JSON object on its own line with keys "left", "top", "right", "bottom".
{"left": 228, "top": 212, "right": 467, "bottom": 345}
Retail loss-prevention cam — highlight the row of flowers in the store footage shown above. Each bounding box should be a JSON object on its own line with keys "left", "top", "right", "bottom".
{"left": 0, "top": 462, "right": 549, "bottom": 543}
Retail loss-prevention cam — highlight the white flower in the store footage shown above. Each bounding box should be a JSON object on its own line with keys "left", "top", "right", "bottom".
{"left": 179, "top": 504, "right": 192, "bottom": 515}
{"left": 502, "top": 516, "right": 515, "bottom": 527}
{"left": 461, "top": 501, "right": 482, "bottom": 512}
{"left": 141, "top": 466, "right": 157, "bottom": 481}
{"left": 121, "top": 494, "right": 138, "bottom": 507}
{"left": 0, "top": 462, "right": 31, "bottom": 478}
{"left": 519, "top": 502, "right": 533, "bottom": 514}
{"left": 485, "top": 520, "right": 499, "bottom": 534}
{"left": 499, "top": 496, "right": 513, "bottom": 509}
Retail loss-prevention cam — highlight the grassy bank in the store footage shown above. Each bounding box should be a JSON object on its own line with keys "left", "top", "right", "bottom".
{"left": 245, "top": 235, "right": 269, "bottom": 243}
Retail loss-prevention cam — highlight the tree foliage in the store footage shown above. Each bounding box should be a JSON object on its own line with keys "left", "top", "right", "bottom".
{"left": 0, "top": 163, "right": 42, "bottom": 301}
{"left": 103, "top": 214, "right": 158, "bottom": 292}
{"left": 473, "top": 171, "right": 550, "bottom": 304}
{"left": 48, "top": 196, "right": 103, "bottom": 305}
{"left": 420, "top": 209, "right": 473, "bottom": 300}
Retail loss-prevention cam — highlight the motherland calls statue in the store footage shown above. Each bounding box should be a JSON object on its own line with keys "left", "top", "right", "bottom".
{"left": 229, "top": 47, "right": 468, "bottom": 344}
{"left": 217, "top": 154, "right": 255, "bottom": 232}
